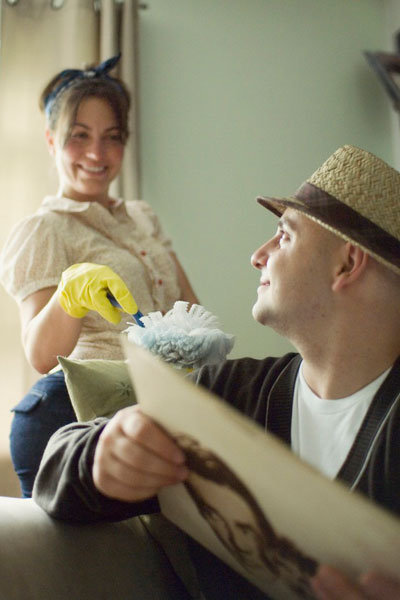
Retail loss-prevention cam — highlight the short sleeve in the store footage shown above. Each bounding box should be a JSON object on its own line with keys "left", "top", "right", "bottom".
{"left": 0, "top": 213, "right": 70, "bottom": 301}
{"left": 125, "top": 200, "right": 173, "bottom": 252}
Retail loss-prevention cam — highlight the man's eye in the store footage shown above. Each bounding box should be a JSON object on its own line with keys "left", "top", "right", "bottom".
{"left": 278, "top": 230, "right": 289, "bottom": 245}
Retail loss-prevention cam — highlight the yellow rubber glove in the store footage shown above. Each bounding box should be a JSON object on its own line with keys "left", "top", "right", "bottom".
{"left": 57, "top": 263, "right": 138, "bottom": 325}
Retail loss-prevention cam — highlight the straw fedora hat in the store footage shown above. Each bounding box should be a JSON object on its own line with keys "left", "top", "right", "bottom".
{"left": 257, "top": 145, "right": 400, "bottom": 275}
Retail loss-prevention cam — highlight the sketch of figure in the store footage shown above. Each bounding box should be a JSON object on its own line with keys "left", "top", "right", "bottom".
{"left": 174, "top": 433, "right": 318, "bottom": 599}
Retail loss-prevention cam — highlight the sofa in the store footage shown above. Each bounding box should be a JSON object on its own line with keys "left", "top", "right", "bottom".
{"left": 0, "top": 496, "right": 201, "bottom": 600}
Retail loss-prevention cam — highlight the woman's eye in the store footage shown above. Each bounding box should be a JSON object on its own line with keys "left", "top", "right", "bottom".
{"left": 106, "top": 134, "right": 123, "bottom": 143}
{"left": 71, "top": 131, "right": 88, "bottom": 139}
{"left": 202, "top": 504, "right": 221, "bottom": 522}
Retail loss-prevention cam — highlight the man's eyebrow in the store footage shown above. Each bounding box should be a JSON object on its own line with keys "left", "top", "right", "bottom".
{"left": 277, "top": 215, "right": 297, "bottom": 231}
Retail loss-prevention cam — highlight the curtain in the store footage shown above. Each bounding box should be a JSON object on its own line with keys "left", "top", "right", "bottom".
{"left": 100, "top": 0, "right": 141, "bottom": 199}
{"left": 0, "top": 0, "right": 141, "bottom": 494}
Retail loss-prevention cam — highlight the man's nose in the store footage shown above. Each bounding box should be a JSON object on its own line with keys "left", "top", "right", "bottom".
{"left": 250, "top": 240, "right": 271, "bottom": 270}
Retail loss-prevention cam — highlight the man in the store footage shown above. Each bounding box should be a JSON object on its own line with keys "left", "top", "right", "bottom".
{"left": 33, "top": 145, "right": 400, "bottom": 600}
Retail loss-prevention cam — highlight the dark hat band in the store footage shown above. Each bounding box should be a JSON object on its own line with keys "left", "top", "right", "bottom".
{"left": 259, "top": 182, "right": 400, "bottom": 271}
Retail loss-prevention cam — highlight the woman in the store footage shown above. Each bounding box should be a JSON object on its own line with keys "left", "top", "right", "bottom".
{"left": 0, "top": 54, "right": 199, "bottom": 498}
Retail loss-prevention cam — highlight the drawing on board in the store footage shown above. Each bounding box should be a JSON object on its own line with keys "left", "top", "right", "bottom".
{"left": 175, "top": 433, "right": 318, "bottom": 599}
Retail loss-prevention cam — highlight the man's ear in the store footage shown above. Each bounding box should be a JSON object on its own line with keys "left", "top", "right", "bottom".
{"left": 332, "top": 242, "right": 369, "bottom": 291}
{"left": 45, "top": 128, "right": 55, "bottom": 156}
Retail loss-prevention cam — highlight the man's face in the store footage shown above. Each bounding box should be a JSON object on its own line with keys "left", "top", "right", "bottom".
{"left": 251, "top": 208, "right": 342, "bottom": 340}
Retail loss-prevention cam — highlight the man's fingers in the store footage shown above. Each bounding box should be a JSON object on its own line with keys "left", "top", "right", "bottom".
{"left": 93, "top": 473, "right": 158, "bottom": 503}
{"left": 311, "top": 565, "right": 400, "bottom": 600}
{"left": 311, "top": 566, "right": 365, "bottom": 600}
{"left": 93, "top": 451, "right": 183, "bottom": 502}
{"left": 93, "top": 406, "right": 188, "bottom": 502}
{"left": 360, "top": 571, "right": 400, "bottom": 599}
{"left": 118, "top": 407, "right": 186, "bottom": 466}
{"left": 106, "top": 433, "right": 188, "bottom": 482}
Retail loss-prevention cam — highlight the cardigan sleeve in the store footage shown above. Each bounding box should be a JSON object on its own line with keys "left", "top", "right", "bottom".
{"left": 33, "top": 417, "right": 159, "bottom": 523}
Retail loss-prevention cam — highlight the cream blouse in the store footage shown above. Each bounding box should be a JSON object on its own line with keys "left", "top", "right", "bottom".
{"left": 0, "top": 196, "right": 181, "bottom": 361}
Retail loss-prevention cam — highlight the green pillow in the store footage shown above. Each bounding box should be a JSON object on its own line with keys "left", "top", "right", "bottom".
{"left": 58, "top": 357, "right": 136, "bottom": 422}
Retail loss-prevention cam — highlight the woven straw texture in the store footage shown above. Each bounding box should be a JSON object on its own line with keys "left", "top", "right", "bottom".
{"left": 257, "top": 145, "right": 400, "bottom": 275}
{"left": 307, "top": 145, "right": 400, "bottom": 239}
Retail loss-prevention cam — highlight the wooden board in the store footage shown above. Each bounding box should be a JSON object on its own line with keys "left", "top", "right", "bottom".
{"left": 123, "top": 340, "right": 400, "bottom": 600}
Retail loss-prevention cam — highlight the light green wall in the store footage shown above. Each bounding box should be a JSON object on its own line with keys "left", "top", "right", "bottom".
{"left": 139, "top": 0, "right": 394, "bottom": 359}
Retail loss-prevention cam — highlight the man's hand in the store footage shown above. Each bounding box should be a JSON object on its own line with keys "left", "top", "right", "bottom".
{"left": 92, "top": 406, "right": 188, "bottom": 502}
{"left": 311, "top": 565, "right": 400, "bottom": 600}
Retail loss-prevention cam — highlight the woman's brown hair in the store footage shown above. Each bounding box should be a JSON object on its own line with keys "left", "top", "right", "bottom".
{"left": 39, "top": 68, "right": 131, "bottom": 146}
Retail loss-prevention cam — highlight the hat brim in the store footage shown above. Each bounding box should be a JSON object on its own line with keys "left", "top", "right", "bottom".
{"left": 256, "top": 195, "right": 306, "bottom": 217}
{"left": 256, "top": 194, "right": 400, "bottom": 276}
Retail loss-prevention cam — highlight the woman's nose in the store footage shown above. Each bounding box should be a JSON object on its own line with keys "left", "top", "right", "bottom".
{"left": 85, "top": 139, "right": 103, "bottom": 160}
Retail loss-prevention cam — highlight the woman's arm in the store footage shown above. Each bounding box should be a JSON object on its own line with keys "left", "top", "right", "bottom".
{"left": 170, "top": 252, "right": 200, "bottom": 305}
{"left": 19, "top": 263, "right": 137, "bottom": 374}
{"left": 19, "top": 286, "right": 82, "bottom": 374}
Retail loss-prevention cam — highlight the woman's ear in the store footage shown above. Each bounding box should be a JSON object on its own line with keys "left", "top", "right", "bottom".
{"left": 332, "top": 242, "right": 369, "bottom": 292}
{"left": 45, "top": 128, "right": 55, "bottom": 156}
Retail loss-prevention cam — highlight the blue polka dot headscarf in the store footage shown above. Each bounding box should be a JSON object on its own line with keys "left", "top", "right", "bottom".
{"left": 44, "top": 53, "right": 122, "bottom": 120}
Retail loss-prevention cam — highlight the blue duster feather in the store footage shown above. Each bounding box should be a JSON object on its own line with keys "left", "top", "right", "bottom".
{"left": 125, "top": 301, "right": 235, "bottom": 369}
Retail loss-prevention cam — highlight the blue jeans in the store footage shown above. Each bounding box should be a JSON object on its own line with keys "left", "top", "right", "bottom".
{"left": 10, "top": 370, "right": 77, "bottom": 498}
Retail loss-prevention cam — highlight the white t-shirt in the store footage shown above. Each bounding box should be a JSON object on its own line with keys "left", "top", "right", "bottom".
{"left": 291, "top": 363, "right": 391, "bottom": 479}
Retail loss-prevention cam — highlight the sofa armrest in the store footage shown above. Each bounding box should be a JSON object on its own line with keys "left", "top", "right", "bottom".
{"left": 0, "top": 497, "right": 194, "bottom": 600}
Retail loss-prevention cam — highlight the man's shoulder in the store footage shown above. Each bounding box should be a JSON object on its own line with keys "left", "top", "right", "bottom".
{"left": 192, "top": 353, "right": 299, "bottom": 397}
{"left": 191, "top": 353, "right": 299, "bottom": 423}
{"left": 226, "top": 352, "right": 298, "bottom": 372}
